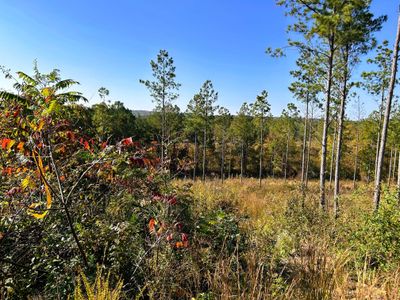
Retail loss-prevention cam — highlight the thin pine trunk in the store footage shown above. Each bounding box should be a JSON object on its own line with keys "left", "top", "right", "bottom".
{"left": 374, "top": 89, "right": 386, "bottom": 179}
{"left": 284, "top": 132, "right": 289, "bottom": 182}
{"left": 193, "top": 132, "right": 197, "bottom": 181}
{"left": 202, "top": 127, "right": 207, "bottom": 182}
{"left": 388, "top": 147, "right": 394, "bottom": 186}
{"left": 373, "top": 12, "right": 400, "bottom": 210}
{"left": 320, "top": 38, "right": 335, "bottom": 211}
{"left": 334, "top": 46, "right": 349, "bottom": 218}
{"left": 353, "top": 99, "right": 361, "bottom": 189}
{"left": 259, "top": 117, "right": 264, "bottom": 186}
{"left": 228, "top": 145, "right": 232, "bottom": 179}
{"left": 161, "top": 94, "right": 166, "bottom": 167}
{"left": 301, "top": 96, "right": 309, "bottom": 190}
{"left": 374, "top": 132, "right": 381, "bottom": 180}
{"left": 329, "top": 124, "right": 337, "bottom": 188}
{"left": 392, "top": 149, "right": 397, "bottom": 186}
{"left": 305, "top": 106, "right": 314, "bottom": 189}
{"left": 353, "top": 125, "right": 360, "bottom": 189}
{"left": 397, "top": 148, "right": 400, "bottom": 202}
{"left": 221, "top": 136, "right": 225, "bottom": 184}
{"left": 240, "top": 142, "right": 244, "bottom": 183}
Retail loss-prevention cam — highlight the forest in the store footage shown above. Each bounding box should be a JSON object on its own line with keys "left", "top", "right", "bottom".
{"left": 2, "top": 0, "right": 400, "bottom": 299}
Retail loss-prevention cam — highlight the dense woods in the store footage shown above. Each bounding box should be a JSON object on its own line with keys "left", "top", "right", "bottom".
{"left": 2, "top": 0, "right": 400, "bottom": 299}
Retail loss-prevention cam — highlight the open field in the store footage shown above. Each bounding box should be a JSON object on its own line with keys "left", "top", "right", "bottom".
{"left": 168, "top": 178, "right": 400, "bottom": 299}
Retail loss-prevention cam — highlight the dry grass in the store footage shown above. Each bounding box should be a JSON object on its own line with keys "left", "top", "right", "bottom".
{"left": 178, "top": 178, "right": 400, "bottom": 300}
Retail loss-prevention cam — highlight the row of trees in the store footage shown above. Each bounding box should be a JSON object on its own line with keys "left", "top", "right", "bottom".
{"left": 272, "top": 0, "right": 400, "bottom": 214}
{"left": 83, "top": 43, "right": 400, "bottom": 201}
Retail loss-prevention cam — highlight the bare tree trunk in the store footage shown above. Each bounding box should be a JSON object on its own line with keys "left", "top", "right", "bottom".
{"left": 329, "top": 123, "right": 337, "bottom": 189}
{"left": 228, "top": 144, "right": 232, "bottom": 179}
{"left": 397, "top": 148, "right": 400, "bottom": 202}
{"left": 353, "top": 127, "right": 360, "bottom": 189}
{"left": 392, "top": 149, "right": 397, "bottom": 186}
{"left": 368, "top": 141, "right": 375, "bottom": 184}
{"left": 388, "top": 147, "right": 394, "bottom": 186}
{"left": 259, "top": 116, "right": 264, "bottom": 187}
{"left": 240, "top": 142, "right": 244, "bottom": 183}
{"left": 353, "top": 99, "right": 361, "bottom": 189}
{"left": 193, "top": 132, "right": 197, "bottom": 181}
{"left": 373, "top": 12, "right": 400, "bottom": 210}
{"left": 221, "top": 136, "right": 225, "bottom": 184}
{"left": 202, "top": 128, "right": 207, "bottom": 182}
{"left": 334, "top": 46, "right": 349, "bottom": 218}
{"left": 375, "top": 88, "right": 386, "bottom": 179}
{"left": 374, "top": 132, "right": 380, "bottom": 180}
{"left": 161, "top": 93, "right": 166, "bottom": 167}
{"left": 284, "top": 132, "right": 289, "bottom": 182}
{"left": 305, "top": 106, "right": 314, "bottom": 189}
{"left": 320, "top": 38, "right": 335, "bottom": 211}
{"left": 301, "top": 96, "right": 309, "bottom": 190}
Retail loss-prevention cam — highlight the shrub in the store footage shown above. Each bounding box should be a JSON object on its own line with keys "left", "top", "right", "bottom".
{"left": 354, "top": 194, "right": 400, "bottom": 269}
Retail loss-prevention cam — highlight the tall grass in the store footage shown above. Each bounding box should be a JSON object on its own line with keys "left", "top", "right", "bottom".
{"left": 182, "top": 178, "right": 400, "bottom": 299}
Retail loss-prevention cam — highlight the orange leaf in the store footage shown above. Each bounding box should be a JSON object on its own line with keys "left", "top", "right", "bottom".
{"left": 2, "top": 167, "right": 12, "bottom": 176}
{"left": 1, "top": 138, "right": 11, "bottom": 150}
{"left": 17, "top": 142, "right": 25, "bottom": 152}
{"left": 84, "top": 141, "right": 90, "bottom": 150}
{"left": 148, "top": 218, "right": 156, "bottom": 234}
{"left": 175, "top": 241, "right": 184, "bottom": 248}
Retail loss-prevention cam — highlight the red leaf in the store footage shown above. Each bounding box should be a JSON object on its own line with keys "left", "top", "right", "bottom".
{"left": 84, "top": 141, "right": 90, "bottom": 150}
{"left": 122, "top": 137, "right": 133, "bottom": 146}
{"left": 167, "top": 195, "right": 177, "bottom": 205}
{"left": 66, "top": 131, "right": 75, "bottom": 141}
{"left": 181, "top": 233, "right": 188, "bottom": 242}
{"left": 166, "top": 233, "right": 173, "bottom": 242}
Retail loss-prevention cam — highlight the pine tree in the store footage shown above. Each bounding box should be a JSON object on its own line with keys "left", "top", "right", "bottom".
{"left": 140, "top": 50, "right": 181, "bottom": 168}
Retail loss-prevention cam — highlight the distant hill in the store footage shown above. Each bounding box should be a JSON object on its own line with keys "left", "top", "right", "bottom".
{"left": 132, "top": 110, "right": 153, "bottom": 117}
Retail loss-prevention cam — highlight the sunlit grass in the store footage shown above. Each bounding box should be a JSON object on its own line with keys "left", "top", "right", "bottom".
{"left": 173, "top": 177, "right": 400, "bottom": 299}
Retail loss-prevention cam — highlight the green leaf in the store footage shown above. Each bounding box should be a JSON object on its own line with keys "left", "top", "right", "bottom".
{"left": 16, "top": 71, "right": 38, "bottom": 86}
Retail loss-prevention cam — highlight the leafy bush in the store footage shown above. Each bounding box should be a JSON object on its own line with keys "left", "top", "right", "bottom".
{"left": 354, "top": 194, "right": 400, "bottom": 269}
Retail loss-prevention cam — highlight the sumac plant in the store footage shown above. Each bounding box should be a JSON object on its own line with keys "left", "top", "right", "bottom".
{"left": 0, "top": 66, "right": 194, "bottom": 298}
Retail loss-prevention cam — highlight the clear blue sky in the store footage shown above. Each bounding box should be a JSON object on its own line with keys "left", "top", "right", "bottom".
{"left": 0, "top": 0, "right": 398, "bottom": 116}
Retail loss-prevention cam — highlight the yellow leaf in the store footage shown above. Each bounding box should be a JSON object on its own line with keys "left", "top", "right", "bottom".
{"left": 28, "top": 121, "right": 37, "bottom": 130}
{"left": 27, "top": 209, "right": 48, "bottom": 219}
{"left": 43, "top": 100, "right": 58, "bottom": 116}
{"left": 21, "top": 176, "right": 32, "bottom": 189}
{"left": 45, "top": 179, "right": 52, "bottom": 209}
{"left": 41, "top": 87, "right": 51, "bottom": 97}
{"left": 27, "top": 152, "right": 52, "bottom": 219}
{"left": 7, "top": 139, "right": 15, "bottom": 151}
{"left": 37, "top": 120, "right": 45, "bottom": 131}
{"left": 27, "top": 202, "right": 48, "bottom": 219}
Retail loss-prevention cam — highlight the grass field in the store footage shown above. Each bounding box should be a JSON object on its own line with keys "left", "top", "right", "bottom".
{"left": 171, "top": 178, "right": 400, "bottom": 299}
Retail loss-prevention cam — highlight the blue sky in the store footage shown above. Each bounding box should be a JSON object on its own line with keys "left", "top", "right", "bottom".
{"left": 0, "top": 0, "right": 398, "bottom": 116}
